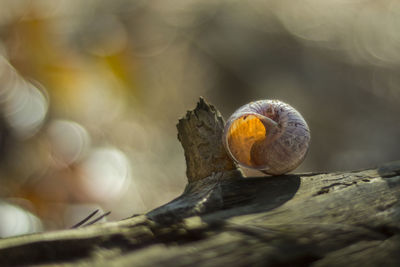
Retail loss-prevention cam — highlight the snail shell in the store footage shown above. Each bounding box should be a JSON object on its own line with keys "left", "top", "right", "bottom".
{"left": 222, "top": 100, "right": 310, "bottom": 175}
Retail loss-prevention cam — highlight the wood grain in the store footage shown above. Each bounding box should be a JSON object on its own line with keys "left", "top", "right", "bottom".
{"left": 0, "top": 98, "right": 399, "bottom": 266}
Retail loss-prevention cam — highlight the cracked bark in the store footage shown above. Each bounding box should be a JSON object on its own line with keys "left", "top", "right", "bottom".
{"left": 0, "top": 98, "right": 399, "bottom": 266}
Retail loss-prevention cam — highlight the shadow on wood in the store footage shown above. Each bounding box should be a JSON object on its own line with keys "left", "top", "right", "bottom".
{"left": 148, "top": 173, "right": 301, "bottom": 224}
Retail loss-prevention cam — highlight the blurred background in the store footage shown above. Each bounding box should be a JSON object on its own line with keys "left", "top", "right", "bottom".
{"left": 0, "top": 0, "right": 399, "bottom": 237}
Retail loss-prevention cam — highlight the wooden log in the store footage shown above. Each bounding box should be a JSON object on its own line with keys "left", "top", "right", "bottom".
{"left": 0, "top": 98, "right": 399, "bottom": 266}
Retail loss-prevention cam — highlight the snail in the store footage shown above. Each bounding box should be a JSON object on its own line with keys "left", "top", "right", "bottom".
{"left": 222, "top": 100, "right": 310, "bottom": 175}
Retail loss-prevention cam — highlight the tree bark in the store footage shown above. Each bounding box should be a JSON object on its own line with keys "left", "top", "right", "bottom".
{"left": 0, "top": 98, "right": 399, "bottom": 267}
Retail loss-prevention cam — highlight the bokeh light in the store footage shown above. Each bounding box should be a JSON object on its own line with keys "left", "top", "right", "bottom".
{"left": 0, "top": 201, "right": 43, "bottom": 238}
{"left": 0, "top": 0, "right": 399, "bottom": 237}
{"left": 0, "top": 57, "right": 48, "bottom": 139}
{"left": 80, "top": 147, "right": 130, "bottom": 202}
{"left": 48, "top": 120, "right": 90, "bottom": 165}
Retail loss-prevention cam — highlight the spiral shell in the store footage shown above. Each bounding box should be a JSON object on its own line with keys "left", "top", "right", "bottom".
{"left": 222, "top": 100, "right": 310, "bottom": 175}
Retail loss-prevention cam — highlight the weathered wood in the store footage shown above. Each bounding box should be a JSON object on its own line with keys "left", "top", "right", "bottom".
{"left": 0, "top": 98, "right": 399, "bottom": 266}
{"left": 176, "top": 96, "right": 239, "bottom": 183}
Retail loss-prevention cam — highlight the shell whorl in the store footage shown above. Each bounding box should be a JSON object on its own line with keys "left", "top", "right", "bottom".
{"left": 222, "top": 100, "right": 310, "bottom": 175}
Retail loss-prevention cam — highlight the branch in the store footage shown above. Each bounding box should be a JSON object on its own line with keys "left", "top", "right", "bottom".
{"left": 0, "top": 98, "right": 399, "bottom": 266}
{"left": 176, "top": 96, "right": 239, "bottom": 182}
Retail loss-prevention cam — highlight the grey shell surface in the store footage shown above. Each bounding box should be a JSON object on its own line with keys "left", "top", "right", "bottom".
{"left": 223, "top": 100, "right": 310, "bottom": 175}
